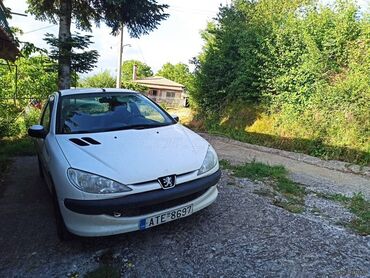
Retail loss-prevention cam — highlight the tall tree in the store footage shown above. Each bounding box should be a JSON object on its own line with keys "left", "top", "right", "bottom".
{"left": 122, "top": 60, "right": 153, "bottom": 81}
{"left": 26, "top": 0, "right": 169, "bottom": 90}
{"left": 157, "top": 62, "right": 195, "bottom": 93}
{"left": 44, "top": 32, "right": 99, "bottom": 80}
{"left": 79, "top": 70, "right": 115, "bottom": 88}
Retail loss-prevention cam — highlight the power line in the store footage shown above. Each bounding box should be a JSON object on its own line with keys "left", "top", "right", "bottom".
{"left": 23, "top": 24, "right": 57, "bottom": 34}
{"left": 136, "top": 42, "right": 147, "bottom": 64}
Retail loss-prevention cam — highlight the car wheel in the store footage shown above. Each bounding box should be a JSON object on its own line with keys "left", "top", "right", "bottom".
{"left": 38, "top": 156, "right": 44, "bottom": 179}
{"left": 52, "top": 189, "right": 73, "bottom": 241}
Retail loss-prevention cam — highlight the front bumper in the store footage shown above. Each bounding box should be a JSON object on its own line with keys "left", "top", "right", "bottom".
{"left": 64, "top": 169, "right": 221, "bottom": 215}
{"left": 61, "top": 170, "right": 221, "bottom": 237}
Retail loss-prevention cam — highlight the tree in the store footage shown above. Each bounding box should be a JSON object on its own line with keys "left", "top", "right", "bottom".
{"left": 122, "top": 60, "right": 153, "bottom": 81}
{"left": 157, "top": 62, "right": 195, "bottom": 93}
{"left": 44, "top": 33, "right": 99, "bottom": 76}
{"left": 0, "top": 54, "right": 57, "bottom": 103}
{"left": 79, "top": 70, "right": 115, "bottom": 88}
{"left": 26, "top": 0, "right": 169, "bottom": 90}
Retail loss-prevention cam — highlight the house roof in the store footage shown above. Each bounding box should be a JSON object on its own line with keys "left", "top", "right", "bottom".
{"left": 134, "top": 76, "right": 185, "bottom": 91}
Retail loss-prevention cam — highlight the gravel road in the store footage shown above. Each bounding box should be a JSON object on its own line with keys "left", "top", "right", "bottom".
{"left": 201, "top": 133, "right": 370, "bottom": 199}
{"left": 0, "top": 135, "right": 369, "bottom": 277}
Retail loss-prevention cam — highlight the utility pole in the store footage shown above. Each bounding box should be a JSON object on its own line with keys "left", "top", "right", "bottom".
{"left": 116, "top": 24, "right": 124, "bottom": 88}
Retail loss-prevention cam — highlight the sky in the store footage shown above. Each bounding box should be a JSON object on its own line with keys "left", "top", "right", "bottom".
{"left": 5, "top": 0, "right": 228, "bottom": 76}
{"left": 4, "top": 0, "right": 369, "bottom": 77}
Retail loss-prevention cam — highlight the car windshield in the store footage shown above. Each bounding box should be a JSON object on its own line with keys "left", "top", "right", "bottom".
{"left": 58, "top": 93, "right": 174, "bottom": 134}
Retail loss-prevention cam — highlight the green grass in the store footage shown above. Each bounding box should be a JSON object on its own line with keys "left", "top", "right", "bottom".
{"left": 320, "top": 192, "right": 370, "bottom": 235}
{"left": 203, "top": 119, "right": 370, "bottom": 166}
{"left": 0, "top": 137, "right": 35, "bottom": 156}
{"left": 220, "top": 159, "right": 305, "bottom": 213}
{"left": 0, "top": 137, "right": 35, "bottom": 177}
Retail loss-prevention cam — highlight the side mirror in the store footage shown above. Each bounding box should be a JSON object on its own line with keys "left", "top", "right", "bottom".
{"left": 172, "top": 114, "right": 179, "bottom": 123}
{"left": 28, "top": 125, "right": 47, "bottom": 139}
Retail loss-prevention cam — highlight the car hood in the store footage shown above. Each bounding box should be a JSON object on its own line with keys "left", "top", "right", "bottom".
{"left": 56, "top": 124, "right": 209, "bottom": 184}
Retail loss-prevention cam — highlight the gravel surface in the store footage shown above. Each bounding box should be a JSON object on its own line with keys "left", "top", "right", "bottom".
{"left": 201, "top": 133, "right": 370, "bottom": 199}
{"left": 0, "top": 154, "right": 369, "bottom": 277}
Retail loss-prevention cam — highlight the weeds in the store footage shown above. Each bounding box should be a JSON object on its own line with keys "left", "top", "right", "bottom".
{"left": 0, "top": 137, "right": 35, "bottom": 157}
{"left": 220, "top": 159, "right": 306, "bottom": 213}
{"left": 0, "top": 137, "right": 35, "bottom": 178}
{"left": 320, "top": 192, "right": 370, "bottom": 235}
{"left": 205, "top": 121, "right": 369, "bottom": 166}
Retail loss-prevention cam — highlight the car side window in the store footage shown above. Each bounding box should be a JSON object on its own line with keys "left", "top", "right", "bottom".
{"left": 40, "top": 97, "right": 54, "bottom": 133}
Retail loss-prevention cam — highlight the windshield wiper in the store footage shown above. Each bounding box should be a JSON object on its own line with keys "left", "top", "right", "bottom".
{"left": 63, "top": 123, "right": 171, "bottom": 134}
{"left": 107, "top": 123, "right": 171, "bottom": 131}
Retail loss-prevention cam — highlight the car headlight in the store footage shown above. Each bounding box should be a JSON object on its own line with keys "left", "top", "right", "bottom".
{"left": 198, "top": 145, "right": 218, "bottom": 175}
{"left": 67, "top": 168, "right": 132, "bottom": 194}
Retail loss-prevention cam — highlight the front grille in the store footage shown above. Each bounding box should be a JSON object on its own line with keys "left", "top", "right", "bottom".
{"left": 132, "top": 170, "right": 196, "bottom": 186}
{"left": 110, "top": 188, "right": 209, "bottom": 217}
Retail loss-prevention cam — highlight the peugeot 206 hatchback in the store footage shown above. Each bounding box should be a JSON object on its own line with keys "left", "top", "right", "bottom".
{"left": 28, "top": 89, "right": 220, "bottom": 240}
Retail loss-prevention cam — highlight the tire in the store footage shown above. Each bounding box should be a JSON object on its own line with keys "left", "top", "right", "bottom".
{"left": 38, "top": 156, "right": 44, "bottom": 179}
{"left": 52, "top": 190, "right": 73, "bottom": 241}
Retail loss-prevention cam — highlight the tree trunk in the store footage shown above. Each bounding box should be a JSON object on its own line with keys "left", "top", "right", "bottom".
{"left": 58, "top": 0, "right": 72, "bottom": 90}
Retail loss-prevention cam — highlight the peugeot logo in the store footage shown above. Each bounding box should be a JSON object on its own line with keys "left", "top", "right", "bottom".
{"left": 158, "top": 175, "right": 176, "bottom": 189}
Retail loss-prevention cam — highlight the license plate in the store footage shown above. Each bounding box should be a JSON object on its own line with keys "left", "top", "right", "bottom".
{"left": 139, "top": 204, "right": 193, "bottom": 230}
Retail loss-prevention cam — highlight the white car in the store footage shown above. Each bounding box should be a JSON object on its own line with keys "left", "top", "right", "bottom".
{"left": 28, "top": 89, "right": 220, "bottom": 240}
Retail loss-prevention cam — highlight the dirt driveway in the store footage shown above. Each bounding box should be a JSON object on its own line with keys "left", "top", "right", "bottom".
{"left": 0, "top": 135, "right": 369, "bottom": 277}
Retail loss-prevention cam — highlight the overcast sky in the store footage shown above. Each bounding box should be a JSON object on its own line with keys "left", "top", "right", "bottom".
{"left": 4, "top": 0, "right": 369, "bottom": 77}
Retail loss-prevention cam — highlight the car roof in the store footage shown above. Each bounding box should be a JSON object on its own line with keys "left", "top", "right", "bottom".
{"left": 59, "top": 88, "right": 138, "bottom": 96}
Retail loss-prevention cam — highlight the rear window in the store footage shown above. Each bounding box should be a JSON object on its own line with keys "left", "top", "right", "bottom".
{"left": 58, "top": 93, "right": 174, "bottom": 134}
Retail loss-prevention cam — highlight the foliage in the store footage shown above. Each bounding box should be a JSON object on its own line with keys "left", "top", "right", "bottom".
{"left": 321, "top": 192, "right": 370, "bottom": 235}
{"left": 26, "top": 0, "right": 169, "bottom": 89}
{"left": 79, "top": 70, "right": 115, "bottom": 88}
{"left": 220, "top": 159, "right": 306, "bottom": 213}
{"left": 78, "top": 65, "right": 150, "bottom": 90}
{"left": 0, "top": 103, "right": 42, "bottom": 138}
{"left": 122, "top": 81, "right": 147, "bottom": 92}
{"left": 0, "top": 51, "right": 52, "bottom": 138}
{"left": 0, "top": 137, "right": 35, "bottom": 157}
{"left": 26, "top": 0, "right": 169, "bottom": 36}
{"left": 0, "top": 137, "right": 35, "bottom": 181}
{"left": 199, "top": 106, "right": 369, "bottom": 164}
{"left": 193, "top": 0, "right": 370, "bottom": 164}
{"left": 122, "top": 60, "right": 153, "bottom": 81}
{"left": 44, "top": 33, "right": 99, "bottom": 74}
{"left": 0, "top": 103, "right": 24, "bottom": 138}
{"left": 156, "top": 62, "right": 195, "bottom": 93}
{"left": 0, "top": 54, "right": 57, "bottom": 104}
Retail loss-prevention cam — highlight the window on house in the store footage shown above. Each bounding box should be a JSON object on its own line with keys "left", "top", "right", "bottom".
{"left": 166, "top": 91, "right": 176, "bottom": 98}
{"left": 152, "top": 90, "right": 158, "bottom": 96}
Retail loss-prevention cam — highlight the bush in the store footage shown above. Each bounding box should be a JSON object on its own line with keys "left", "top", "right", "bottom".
{"left": 0, "top": 104, "right": 41, "bottom": 139}
{"left": 0, "top": 103, "right": 22, "bottom": 138}
{"left": 191, "top": 0, "right": 369, "bottom": 164}
{"left": 24, "top": 107, "right": 41, "bottom": 128}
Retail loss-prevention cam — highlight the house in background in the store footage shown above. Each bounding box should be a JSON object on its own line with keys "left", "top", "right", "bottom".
{"left": 132, "top": 65, "right": 189, "bottom": 107}
{"left": 134, "top": 76, "right": 188, "bottom": 106}
{"left": 0, "top": 1, "right": 19, "bottom": 61}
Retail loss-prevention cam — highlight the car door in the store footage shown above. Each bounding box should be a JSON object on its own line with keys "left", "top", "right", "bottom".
{"left": 36, "top": 96, "right": 54, "bottom": 189}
